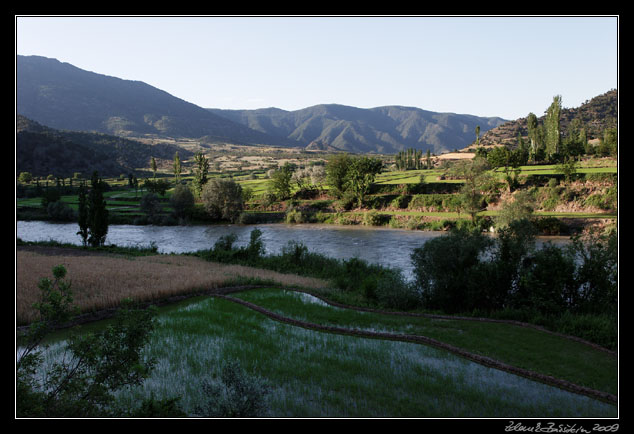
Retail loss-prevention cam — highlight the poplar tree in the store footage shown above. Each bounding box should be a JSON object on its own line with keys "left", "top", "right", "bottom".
{"left": 192, "top": 152, "right": 210, "bottom": 197}
{"left": 76, "top": 181, "right": 89, "bottom": 247}
{"left": 545, "top": 95, "right": 562, "bottom": 159}
{"left": 526, "top": 112, "right": 539, "bottom": 162}
{"left": 87, "top": 171, "right": 109, "bottom": 247}
{"left": 173, "top": 152, "right": 182, "bottom": 182}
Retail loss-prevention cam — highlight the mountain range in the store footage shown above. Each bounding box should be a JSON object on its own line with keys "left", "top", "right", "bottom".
{"left": 17, "top": 55, "right": 507, "bottom": 154}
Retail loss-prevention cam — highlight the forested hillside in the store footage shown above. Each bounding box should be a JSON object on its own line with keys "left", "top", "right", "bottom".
{"left": 476, "top": 89, "right": 617, "bottom": 148}
{"left": 16, "top": 115, "right": 193, "bottom": 177}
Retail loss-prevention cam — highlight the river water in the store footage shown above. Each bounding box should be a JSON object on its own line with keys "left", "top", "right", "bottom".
{"left": 16, "top": 221, "right": 570, "bottom": 278}
{"left": 16, "top": 221, "right": 447, "bottom": 276}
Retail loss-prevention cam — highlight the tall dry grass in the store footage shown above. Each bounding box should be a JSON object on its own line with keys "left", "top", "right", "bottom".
{"left": 16, "top": 251, "right": 328, "bottom": 325}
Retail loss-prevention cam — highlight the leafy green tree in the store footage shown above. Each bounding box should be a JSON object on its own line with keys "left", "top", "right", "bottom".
{"left": 173, "top": 152, "right": 182, "bottom": 182}
{"left": 170, "top": 183, "right": 195, "bottom": 220}
{"left": 545, "top": 95, "right": 562, "bottom": 159}
{"left": 201, "top": 178, "right": 244, "bottom": 222}
{"left": 192, "top": 152, "right": 210, "bottom": 197}
{"left": 325, "top": 153, "right": 352, "bottom": 198}
{"left": 569, "top": 228, "right": 618, "bottom": 314}
{"left": 151, "top": 156, "right": 157, "bottom": 179}
{"left": 526, "top": 112, "right": 539, "bottom": 162}
{"left": 453, "top": 159, "right": 494, "bottom": 221}
{"left": 411, "top": 228, "right": 494, "bottom": 313}
{"left": 475, "top": 125, "right": 481, "bottom": 145}
{"left": 140, "top": 192, "right": 163, "bottom": 222}
{"left": 495, "top": 190, "right": 535, "bottom": 230}
{"left": 487, "top": 146, "right": 511, "bottom": 168}
{"left": 345, "top": 156, "right": 383, "bottom": 205}
{"left": 16, "top": 266, "right": 172, "bottom": 417}
{"left": 18, "top": 171, "right": 33, "bottom": 184}
{"left": 143, "top": 178, "right": 171, "bottom": 196}
{"left": 268, "top": 163, "right": 293, "bottom": 200}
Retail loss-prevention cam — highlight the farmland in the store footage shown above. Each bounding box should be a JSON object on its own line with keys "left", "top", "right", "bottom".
{"left": 16, "top": 149, "right": 618, "bottom": 418}
{"left": 16, "top": 246, "right": 617, "bottom": 417}
{"left": 16, "top": 151, "right": 618, "bottom": 235}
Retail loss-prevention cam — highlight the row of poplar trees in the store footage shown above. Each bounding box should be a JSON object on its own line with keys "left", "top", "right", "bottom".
{"left": 394, "top": 148, "right": 432, "bottom": 170}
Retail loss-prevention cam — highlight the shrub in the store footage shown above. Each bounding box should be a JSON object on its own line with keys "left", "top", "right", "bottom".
{"left": 375, "top": 270, "right": 421, "bottom": 310}
{"left": 362, "top": 210, "right": 389, "bottom": 226}
{"left": 47, "top": 201, "right": 76, "bottom": 222}
{"left": 140, "top": 192, "right": 163, "bottom": 221}
{"left": 410, "top": 228, "right": 494, "bottom": 313}
{"left": 16, "top": 266, "right": 167, "bottom": 417}
{"left": 170, "top": 184, "right": 195, "bottom": 219}
{"left": 194, "top": 360, "right": 270, "bottom": 418}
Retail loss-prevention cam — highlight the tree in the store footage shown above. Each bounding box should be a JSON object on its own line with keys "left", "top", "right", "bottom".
{"left": 475, "top": 125, "right": 481, "bottom": 146}
{"left": 18, "top": 172, "right": 33, "bottom": 184}
{"left": 143, "top": 178, "right": 170, "bottom": 196}
{"left": 495, "top": 190, "right": 535, "bottom": 230}
{"left": 140, "top": 193, "right": 163, "bottom": 222}
{"left": 544, "top": 95, "right": 562, "bottom": 159}
{"left": 526, "top": 112, "right": 539, "bottom": 162}
{"left": 16, "top": 266, "right": 171, "bottom": 417}
{"left": 76, "top": 182, "right": 89, "bottom": 246}
{"left": 325, "top": 153, "right": 352, "bottom": 198}
{"left": 345, "top": 156, "right": 383, "bottom": 206}
{"left": 454, "top": 159, "right": 494, "bottom": 221}
{"left": 87, "top": 171, "right": 109, "bottom": 247}
{"left": 192, "top": 152, "right": 210, "bottom": 197}
{"left": 151, "top": 157, "right": 157, "bottom": 179}
{"left": 170, "top": 183, "right": 195, "bottom": 220}
{"left": 411, "top": 228, "right": 494, "bottom": 313}
{"left": 268, "top": 163, "right": 293, "bottom": 200}
{"left": 201, "top": 178, "right": 244, "bottom": 222}
{"left": 173, "top": 152, "right": 182, "bottom": 183}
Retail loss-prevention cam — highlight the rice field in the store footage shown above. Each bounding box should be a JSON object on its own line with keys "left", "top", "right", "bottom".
{"left": 30, "top": 287, "right": 618, "bottom": 418}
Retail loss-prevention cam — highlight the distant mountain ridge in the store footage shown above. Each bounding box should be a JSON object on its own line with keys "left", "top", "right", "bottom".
{"left": 208, "top": 104, "right": 507, "bottom": 155}
{"left": 17, "top": 55, "right": 508, "bottom": 154}
{"left": 17, "top": 55, "right": 280, "bottom": 146}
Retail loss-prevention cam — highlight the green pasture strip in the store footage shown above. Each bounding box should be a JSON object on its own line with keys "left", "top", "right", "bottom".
{"left": 232, "top": 288, "right": 618, "bottom": 397}
{"left": 106, "top": 294, "right": 615, "bottom": 417}
{"left": 533, "top": 211, "right": 617, "bottom": 219}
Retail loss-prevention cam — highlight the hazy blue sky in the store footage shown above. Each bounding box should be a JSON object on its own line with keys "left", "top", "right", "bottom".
{"left": 16, "top": 15, "right": 618, "bottom": 120}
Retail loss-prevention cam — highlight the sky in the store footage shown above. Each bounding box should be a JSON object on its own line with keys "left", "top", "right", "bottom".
{"left": 15, "top": 15, "right": 618, "bottom": 120}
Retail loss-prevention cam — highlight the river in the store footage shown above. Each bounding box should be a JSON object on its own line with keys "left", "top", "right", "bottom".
{"left": 16, "top": 221, "right": 570, "bottom": 278}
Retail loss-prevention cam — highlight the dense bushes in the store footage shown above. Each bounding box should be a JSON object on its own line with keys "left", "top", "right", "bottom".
{"left": 409, "top": 223, "right": 617, "bottom": 348}
{"left": 411, "top": 223, "right": 617, "bottom": 316}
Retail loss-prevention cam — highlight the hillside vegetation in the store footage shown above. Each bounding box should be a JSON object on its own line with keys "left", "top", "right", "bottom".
{"left": 476, "top": 89, "right": 617, "bottom": 148}
{"left": 16, "top": 115, "right": 194, "bottom": 177}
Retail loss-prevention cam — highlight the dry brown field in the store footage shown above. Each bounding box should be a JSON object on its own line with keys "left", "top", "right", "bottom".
{"left": 16, "top": 247, "right": 327, "bottom": 324}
